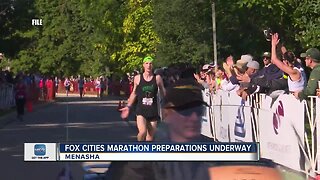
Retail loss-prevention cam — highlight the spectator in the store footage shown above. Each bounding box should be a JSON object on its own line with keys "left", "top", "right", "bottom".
{"left": 64, "top": 77, "right": 71, "bottom": 96}
{"left": 15, "top": 75, "right": 26, "bottom": 121}
{"left": 100, "top": 76, "right": 106, "bottom": 98}
{"left": 54, "top": 77, "right": 59, "bottom": 94}
{"left": 95, "top": 77, "right": 101, "bottom": 98}
{"left": 222, "top": 55, "right": 234, "bottom": 78}
{"left": 120, "top": 74, "right": 130, "bottom": 97}
{"left": 236, "top": 54, "right": 253, "bottom": 67}
{"left": 46, "top": 77, "right": 54, "bottom": 101}
{"left": 215, "top": 66, "right": 228, "bottom": 90}
{"left": 255, "top": 52, "right": 283, "bottom": 81}
{"left": 294, "top": 48, "right": 320, "bottom": 100}
{"left": 78, "top": 75, "right": 85, "bottom": 99}
{"left": 40, "top": 76, "right": 47, "bottom": 100}
{"left": 226, "top": 59, "right": 248, "bottom": 94}
{"left": 271, "top": 33, "right": 306, "bottom": 92}
{"left": 236, "top": 61, "right": 260, "bottom": 100}
{"left": 194, "top": 64, "right": 214, "bottom": 91}
{"left": 243, "top": 51, "right": 287, "bottom": 97}
{"left": 106, "top": 79, "right": 210, "bottom": 180}
{"left": 230, "top": 60, "right": 259, "bottom": 87}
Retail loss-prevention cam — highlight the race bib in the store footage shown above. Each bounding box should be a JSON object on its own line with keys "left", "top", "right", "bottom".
{"left": 142, "top": 97, "right": 153, "bottom": 106}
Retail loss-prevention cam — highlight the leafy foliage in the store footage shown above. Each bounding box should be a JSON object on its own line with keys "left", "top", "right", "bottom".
{"left": 293, "top": 0, "right": 320, "bottom": 48}
{"left": 117, "top": 0, "right": 159, "bottom": 71}
{"left": 153, "top": 0, "right": 212, "bottom": 66}
{"left": 1, "top": 0, "right": 320, "bottom": 76}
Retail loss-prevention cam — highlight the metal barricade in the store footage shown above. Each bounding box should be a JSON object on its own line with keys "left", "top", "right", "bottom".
{"left": 0, "top": 83, "right": 15, "bottom": 110}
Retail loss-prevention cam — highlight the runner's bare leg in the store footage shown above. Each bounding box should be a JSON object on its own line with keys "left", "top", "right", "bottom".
{"left": 136, "top": 115, "right": 147, "bottom": 141}
{"left": 146, "top": 121, "right": 157, "bottom": 141}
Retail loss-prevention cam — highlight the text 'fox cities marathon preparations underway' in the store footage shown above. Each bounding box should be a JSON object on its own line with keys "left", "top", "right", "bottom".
{"left": 62, "top": 144, "right": 254, "bottom": 153}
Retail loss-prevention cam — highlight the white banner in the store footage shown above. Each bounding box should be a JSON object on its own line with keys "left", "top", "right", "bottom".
{"left": 259, "top": 94, "right": 304, "bottom": 171}
{"left": 211, "top": 91, "right": 253, "bottom": 142}
{"left": 201, "top": 89, "right": 214, "bottom": 139}
{"left": 213, "top": 91, "right": 230, "bottom": 142}
{"left": 228, "top": 93, "right": 253, "bottom": 142}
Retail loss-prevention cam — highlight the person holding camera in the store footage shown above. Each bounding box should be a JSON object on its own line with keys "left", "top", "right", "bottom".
{"left": 271, "top": 33, "right": 307, "bottom": 93}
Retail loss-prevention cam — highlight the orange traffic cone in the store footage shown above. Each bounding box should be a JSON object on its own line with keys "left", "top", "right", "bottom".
{"left": 26, "top": 100, "right": 33, "bottom": 112}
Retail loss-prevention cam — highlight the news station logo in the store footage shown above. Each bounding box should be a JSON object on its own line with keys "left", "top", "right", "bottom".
{"left": 32, "top": 19, "right": 43, "bottom": 26}
{"left": 34, "top": 144, "right": 46, "bottom": 156}
{"left": 25, "top": 143, "right": 56, "bottom": 161}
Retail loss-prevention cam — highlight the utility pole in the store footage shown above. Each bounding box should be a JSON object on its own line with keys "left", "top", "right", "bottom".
{"left": 211, "top": 1, "right": 217, "bottom": 70}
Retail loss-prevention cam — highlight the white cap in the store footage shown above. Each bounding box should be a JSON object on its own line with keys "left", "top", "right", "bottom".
{"left": 238, "top": 54, "right": 253, "bottom": 64}
{"left": 247, "top": 61, "right": 260, "bottom": 70}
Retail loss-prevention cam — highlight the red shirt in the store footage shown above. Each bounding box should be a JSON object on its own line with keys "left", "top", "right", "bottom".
{"left": 15, "top": 82, "right": 26, "bottom": 99}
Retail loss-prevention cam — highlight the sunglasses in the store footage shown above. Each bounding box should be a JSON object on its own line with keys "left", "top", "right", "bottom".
{"left": 171, "top": 105, "right": 206, "bottom": 117}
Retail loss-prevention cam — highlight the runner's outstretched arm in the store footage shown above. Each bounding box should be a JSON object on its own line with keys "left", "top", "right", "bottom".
{"left": 120, "top": 75, "right": 139, "bottom": 119}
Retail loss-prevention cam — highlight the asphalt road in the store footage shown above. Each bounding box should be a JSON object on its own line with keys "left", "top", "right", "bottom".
{"left": 0, "top": 94, "right": 137, "bottom": 180}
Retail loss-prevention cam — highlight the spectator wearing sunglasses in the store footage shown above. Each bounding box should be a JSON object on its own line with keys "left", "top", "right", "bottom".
{"left": 149, "top": 79, "right": 210, "bottom": 180}
{"left": 256, "top": 52, "right": 283, "bottom": 81}
{"left": 159, "top": 79, "right": 209, "bottom": 142}
{"left": 105, "top": 79, "right": 210, "bottom": 180}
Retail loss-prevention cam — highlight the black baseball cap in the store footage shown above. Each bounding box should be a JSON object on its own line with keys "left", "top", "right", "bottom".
{"left": 162, "top": 79, "right": 207, "bottom": 109}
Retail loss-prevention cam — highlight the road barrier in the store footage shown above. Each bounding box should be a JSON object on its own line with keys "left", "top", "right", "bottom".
{"left": 201, "top": 90, "right": 320, "bottom": 177}
{"left": 0, "top": 84, "right": 15, "bottom": 110}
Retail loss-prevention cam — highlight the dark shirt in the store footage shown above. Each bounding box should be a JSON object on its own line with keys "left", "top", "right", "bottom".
{"left": 105, "top": 123, "right": 211, "bottom": 180}
{"left": 247, "top": 65, "right": 287, "bottom": 94}
{"left": 135, "top": 74, "right": 159, "bottom": 119}
{"left": 229, "top": 75, "right": 240, "bottom": 85}
{"left": 255, "top": 64, "right": 283, "bottom": 81}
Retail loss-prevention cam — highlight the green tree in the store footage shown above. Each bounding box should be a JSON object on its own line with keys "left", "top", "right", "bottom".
{"left": 0, "top": 0, "right": 39, "bottom": 73}
{"left": 77, "top": 0, "right": 126, "bottom": 77}
{"left": 215, "top": 0, "right": 301, "bottom": 59}
{"left": 117, "top": 0, "right": 160, "bottom": 72}
{"left": 33, "top": 0, "right": 88, "bottom": 76}
{"left": 2, "top": 0, "right": 320, "bottom": 76}
{"left": 153, "top": 0, "right": 212, "bottom": 66}
{"left": 293, "top": 0, "right": 320, "bottom": 48}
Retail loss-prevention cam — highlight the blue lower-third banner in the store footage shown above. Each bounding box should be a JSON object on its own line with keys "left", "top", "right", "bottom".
{"left": 24, "top": 142, "right": 259, "bottom": 161}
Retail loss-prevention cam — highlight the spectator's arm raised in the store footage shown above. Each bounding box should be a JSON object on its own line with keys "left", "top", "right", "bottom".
{"left": 271, "top": 33, "right": 300, "bottom": 81}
